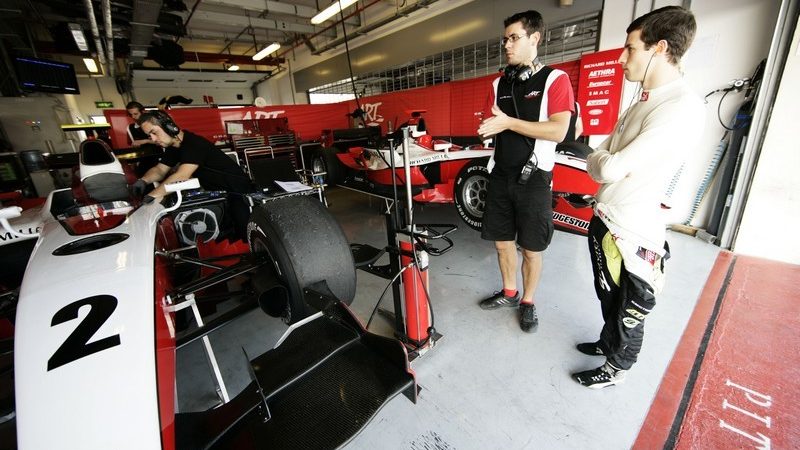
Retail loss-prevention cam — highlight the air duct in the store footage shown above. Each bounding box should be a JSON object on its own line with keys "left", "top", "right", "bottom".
{"left": 101, "top": 0, "right": 115, "bottom": 77}
{"left": 83, "top": 0, "right": 107, "bottom": 74}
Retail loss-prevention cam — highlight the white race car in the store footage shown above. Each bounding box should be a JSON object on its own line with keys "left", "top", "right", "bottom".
{"left": 1, "top": 140, "right": 416, "bottom": 449}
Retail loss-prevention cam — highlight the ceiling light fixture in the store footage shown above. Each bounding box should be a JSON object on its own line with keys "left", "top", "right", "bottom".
{"left": 227, "top": 64, "right": 240, "bottom": 71}
{"left": 311, "top": 0, "right": 359, "bottom": 25}
{"left": 83, "top": 58, "right": 99, "bottom": 73}
{"left": 252, "top": 42, "right": 281, "bottom": 61}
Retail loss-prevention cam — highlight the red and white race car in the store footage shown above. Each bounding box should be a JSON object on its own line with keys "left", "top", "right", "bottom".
{"left": 1, "top": 139, "right": 416, "bottom": 449}
{"left": 314, "top": 124, "right": 598, "bottom": 235}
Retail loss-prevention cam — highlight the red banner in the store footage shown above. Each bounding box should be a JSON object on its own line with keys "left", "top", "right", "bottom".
{"left": 104, "top": 58, "right": 588, "bottom": 149}
{"left": 577, "top": 48, "right": 624, "bottom": 135}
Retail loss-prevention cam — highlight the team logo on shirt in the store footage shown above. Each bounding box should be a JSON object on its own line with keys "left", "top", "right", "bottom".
{"left": 640, "top": 91, "right": 650, "bottom": 101}
{"left": 524, "top": 90, "right": 542, "bottom": 99}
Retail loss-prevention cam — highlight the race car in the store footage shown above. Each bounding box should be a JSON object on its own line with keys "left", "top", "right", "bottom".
{"left": 312, "top": 124, "right": 598, "bottom": 235}
{"left": 1, "top": 139, "right": 416, "bottom": 449}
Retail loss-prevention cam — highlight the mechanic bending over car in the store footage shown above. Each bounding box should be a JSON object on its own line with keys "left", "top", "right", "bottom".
{"left": 477, "top": 10, "right": 575, "bottom": 333}
{"left": 133, "top": 110, "right": 255, "bottom": 240}
{"left": 572, "top": 6, "right": 704, "bottom": 389}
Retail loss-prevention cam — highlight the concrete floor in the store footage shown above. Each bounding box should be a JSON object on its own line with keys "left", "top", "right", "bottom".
{"left": 177, "top": 187, "right": 721, "bottom": 449}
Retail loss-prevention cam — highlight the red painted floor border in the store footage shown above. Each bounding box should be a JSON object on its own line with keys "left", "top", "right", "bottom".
{"left": 633, "top": 251, "right": 735, "bottom": 449}
{"left": 634, "top": 252, "right": 800, "bottom": 449}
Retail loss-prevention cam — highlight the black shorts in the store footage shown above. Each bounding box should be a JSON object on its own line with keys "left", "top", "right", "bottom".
{"left": 480, "top": 169, "right": 554, "bottom": 251}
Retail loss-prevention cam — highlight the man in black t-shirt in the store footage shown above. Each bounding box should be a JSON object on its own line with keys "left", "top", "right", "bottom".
{"left": 136, "top": 111, "right": 254, "bottom": 238}
{"left": 476, "top": 10, "right": 574, "bottom": 334}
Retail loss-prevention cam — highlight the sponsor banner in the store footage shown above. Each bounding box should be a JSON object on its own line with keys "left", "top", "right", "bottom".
{"left": 577, "top": 48, "right": 624, "bottom": 135}
{"left": 103, "top": 58, "right": 593, "bottom": 149}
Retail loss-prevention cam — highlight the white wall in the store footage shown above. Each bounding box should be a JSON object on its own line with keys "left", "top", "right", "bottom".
{"left": 131, "top": 86, "right": 254, "bottom": 107}
{"left": 678, "top": 0, "right": 781, "bottom": 229}
{"left": 733, "top": 13, "right": 800, "bottom": 265}
{"left": 255, "top": 68, "right": 301, "bottom": 105}
{"left": 71, "top": 76, "right": 127, "bottom": 122}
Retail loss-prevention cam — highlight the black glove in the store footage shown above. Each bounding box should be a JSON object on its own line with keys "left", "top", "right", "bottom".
{"left": 142, "top": 195, "right": 156, "bottom": 205}
{"left": 131, "top": 178, "right": 148, "bottom": 196}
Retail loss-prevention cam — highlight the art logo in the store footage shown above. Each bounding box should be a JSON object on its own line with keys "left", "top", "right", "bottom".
{"left": 362, "top": 102, "right": 384, "bottom": 125}
{"left": 242, "top": 110, "right": 286, "bottom": 120}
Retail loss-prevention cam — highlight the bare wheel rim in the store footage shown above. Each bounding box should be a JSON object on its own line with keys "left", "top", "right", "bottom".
{"left": 461, "top": 175, "right": 487, "bottom": 218}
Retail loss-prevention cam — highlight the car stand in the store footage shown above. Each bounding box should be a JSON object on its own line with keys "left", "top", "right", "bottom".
{"left": 348, "top": 130, "right": 457, "bottom": 359}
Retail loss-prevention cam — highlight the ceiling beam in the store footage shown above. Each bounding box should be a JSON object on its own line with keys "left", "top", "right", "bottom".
{"left": 185, "top": 10, "right": 335, "bottom": 37}
{"left": 198, "top": 0, "right": 359, "bottom": 25}
{"left": 182, "top": 50, "right": 283, "bottom": 65}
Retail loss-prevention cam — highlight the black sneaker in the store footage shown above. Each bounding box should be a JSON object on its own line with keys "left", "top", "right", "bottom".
{"left": 576, "top": 341, "right": 606, "bottom": 356}
{"left": 519, "top": 303, "right": 538, "bottom": 333}
{"left": 572, "top": 362, "right": 627, "bottom": 389}
{"left": 479, "top": 291, "right": 520, "bottom": 310}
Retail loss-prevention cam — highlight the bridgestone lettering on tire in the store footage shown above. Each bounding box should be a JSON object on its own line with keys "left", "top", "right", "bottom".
{"left": 453, "top": 158, "right": 490, "bottom": 232}
{"left": 247, "top": 196, "right": 356, "bottom": 324}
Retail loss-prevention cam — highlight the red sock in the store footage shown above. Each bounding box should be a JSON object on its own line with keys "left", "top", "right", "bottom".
{"left": 503, "top": 288, "right": 517, "bottom": 298}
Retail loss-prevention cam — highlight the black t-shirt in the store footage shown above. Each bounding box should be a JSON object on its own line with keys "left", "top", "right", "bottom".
{"left": 161, "top": 131, "right": 254, "bottom": 193}
{"left": 128, "top": 123, "right": 149, "bottom": 141}
{"left": 493, "top": 66, "right": 553, "bottom": 176}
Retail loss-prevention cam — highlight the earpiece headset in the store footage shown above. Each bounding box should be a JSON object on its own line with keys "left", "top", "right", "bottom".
{"left": 152, "top": 110, "right": 181, "bottom": 137}
{"left": 618, "top": 49, "right": 657, "bottom": 133}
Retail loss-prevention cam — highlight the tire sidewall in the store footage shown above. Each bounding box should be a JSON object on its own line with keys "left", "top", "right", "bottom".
{"left": 247, "top": 217, "right": 308, "bottom": 324}
{"left": 454, "top": 158, "right": 489, "bottom": 231}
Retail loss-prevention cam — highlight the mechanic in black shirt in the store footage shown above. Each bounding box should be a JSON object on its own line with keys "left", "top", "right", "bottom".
{"left": 476, "top": 10, "right": 575, "bottom": 333}
{"left": 135, "top": 111, "right": 254, "bottom": 239}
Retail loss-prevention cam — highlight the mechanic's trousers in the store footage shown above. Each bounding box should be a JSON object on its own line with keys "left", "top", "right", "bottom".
{"left": 587, "top": 216, "right": 664, "bottom": 370}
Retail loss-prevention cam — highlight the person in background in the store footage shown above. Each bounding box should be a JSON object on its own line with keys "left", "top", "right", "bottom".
{"left": 572, "top": 6, "right": 704, "bottom": 388}
{"left": 134, "top": 111, "right": 254, "bottom": 240}
{"left": 476, "top": 10, "right": 575, "bottom": 333}
{"left": 125, "top": 102, "right": 153, "bottom": 148}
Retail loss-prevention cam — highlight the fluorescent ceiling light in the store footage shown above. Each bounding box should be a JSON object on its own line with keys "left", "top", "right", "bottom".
{"left": 68, "top": 23, "right": 89, "bottom": 52}
{"left": 83, "top": 58, "right": 99, "bottom": 73}
{"left": 227, "top": 64, "right": 240, "bottom": 71}
{"left": 311, "top": 0, "right": 358, "bottom": 25}
{"left": 252, "top": 42, "right": 281, "bottom": 61}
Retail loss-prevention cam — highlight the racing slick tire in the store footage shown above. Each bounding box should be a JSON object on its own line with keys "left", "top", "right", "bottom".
{"left": 247, "top": 196, "right": 356, "bottom": 324}
{"left": 312, "top": 148, "right": 346, "bottom": 186}
{"left": 453, "top": 157, "right": 490, "bottom": 232}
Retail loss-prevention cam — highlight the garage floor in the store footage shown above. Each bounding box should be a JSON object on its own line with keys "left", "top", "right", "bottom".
{"left": 177, "top": 187, "right": 721, "bottom": 449}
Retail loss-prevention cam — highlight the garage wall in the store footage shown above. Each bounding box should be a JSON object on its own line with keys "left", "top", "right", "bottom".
{"left": 733, "top": 13, "right": 800, "bottom": 265}
{"left": 273, "top": 0, "right": 603, "bottom": 94}
{"left": 131, "top": 86, "right": 254, "bottom": 107}
{"left": 71, "top": 77, "right": 127, "bottom": 121}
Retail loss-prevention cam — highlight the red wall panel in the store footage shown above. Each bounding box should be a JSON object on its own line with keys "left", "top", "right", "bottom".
{"left": 104, "top": 58, "right": 586, "bottom": 150}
